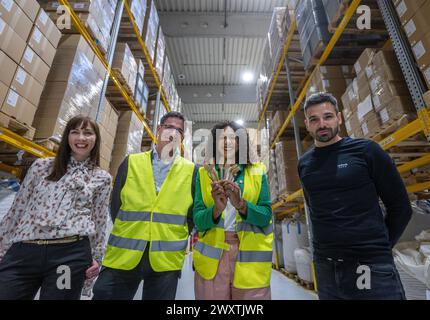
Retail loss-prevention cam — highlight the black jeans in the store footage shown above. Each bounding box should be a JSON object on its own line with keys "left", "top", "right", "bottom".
{"left": 313, "top": 255, "right": 406, "bottom": 300}
{"left": 0, "top": 238, "right": 92, "bottom": 300}
{"left": 92, "top": 247, "right": 180, "bottom": 300}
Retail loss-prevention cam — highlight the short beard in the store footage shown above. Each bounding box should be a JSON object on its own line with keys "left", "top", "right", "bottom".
{"left": 311, "top": 126, "right": 339, "bottom": 143}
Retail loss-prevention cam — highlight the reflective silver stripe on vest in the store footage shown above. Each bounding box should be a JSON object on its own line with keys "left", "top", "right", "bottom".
{"left": 152, "top": 213, "right": 187, "bottom": 225}
{"left": 194, "top": 241, "right": 223, "bottom": 260}
{"left": 118, "top": 211, "right": 186, "bottom": 225}
{"left": 108, "top": 234, "right": 147, "bottom": 251}
{"left": 237, "top": 222, "right": 273, "bottom": 235}
{"left": 151, "top": 240, "right": 188, "bottom": 252}
{"left": 117, "top": 210, "right": 151, "bottom": 221}
{"left": 237, "top": 251, "right": 272, "bottom": 263}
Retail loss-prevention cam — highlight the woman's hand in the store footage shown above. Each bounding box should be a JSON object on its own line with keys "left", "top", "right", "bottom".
{"left": 211, "top": 181, "right": 227, "bottom": 220}
{"left": 222, "top": 181, "right": 247, "bottom": 214}
{"left": 85, "top": 259, "right": 100, "bottom": 280}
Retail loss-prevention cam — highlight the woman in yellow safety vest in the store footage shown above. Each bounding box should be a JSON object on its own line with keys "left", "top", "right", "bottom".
{"left": 192, "top": 121, "right": 273, "bottom": 300}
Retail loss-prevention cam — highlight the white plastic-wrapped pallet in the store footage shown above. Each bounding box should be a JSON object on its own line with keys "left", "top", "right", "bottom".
{"left": 282, "top": 217, "right": 309, "bottom": 273}
{"left": 393, "top": 230, "right": 430, "bottom": 300}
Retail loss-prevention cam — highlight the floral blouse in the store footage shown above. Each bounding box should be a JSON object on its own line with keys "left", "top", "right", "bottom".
{"left": 0, "top": 157, "right": 112, "bottom": 263}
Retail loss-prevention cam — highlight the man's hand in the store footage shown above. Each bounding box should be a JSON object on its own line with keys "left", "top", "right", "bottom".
{"left": 86, "top": 259, "right": 100, "bottom": 280}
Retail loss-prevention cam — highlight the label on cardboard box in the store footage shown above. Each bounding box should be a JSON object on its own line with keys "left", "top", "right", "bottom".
{"left": 32, "top": 28, "right": 42, "bottom": 44}
{"left": 413, "top": 41, "right": 426, "bottom": 60}
{"left": 380, "top": 108, "right": 390, "bottom": 124}
{"left": 38, "top": 10, "right": 49, "bottom": 26}
{"left": 370, "top": 78, "right": 380, "bottom": 93}
{"left": 357, "top": 95, "right": 373, "bottom": 121}
{"left": 23, "top": 47, "right": 34, "bottom": 64}
{"left": 0, "top": 18, "right": 5, "bottom": 34}
{"left": 74, "top": 3, "right": 86, "bottom": 9}
{"left": 365, "top": 66, "right": 374, "bottom": 78}
{"left": 345, "top": 120, "right": 352, "bottom": 133}
{"left": 404, "top": 19, "right": 417, "bottom": 37}
{"left": 6, "top": 90, "right": 18, "bottom": 107}
{"left": 50, "top": 2, "right": 60, "bottom": 9}
{"left": 396, "top": 1, "right": 407, "bottom": 17}
{"left": 15, "top": 68, "right": 26, "bottom": 86}
{"left": 423, "top": 66, "right": 430, "bottom": 83}
{"left": 1, "top": 0, "right": 12, "bottom": 12}
{"left": 361, "top": 122, "right": 369, "bottom": 136}
{"left": 320, "top": 66, "right": 328, "bottom": 74}
{"left": 354, "top": 62, "right": 361, "bottom": 74}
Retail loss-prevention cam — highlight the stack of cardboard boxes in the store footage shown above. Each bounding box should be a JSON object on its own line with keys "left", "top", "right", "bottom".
{"left": 98, "top": 98, "right": 119, "bottom": 171}
{"left": 112, "top": 42, "right": 138, "bottom": 96}
{"left": 33, "top": 35, "right": 105, "bottom": 141}
{"left": 154, "top": 26, "right": 165, "bottom": 81}
{"left": 394, "top": 0, "right": 430, "bottom": 89}
{"left": 143, "top": 0, "right": 159, "bottom": 63}
{"left": 0, "top": 1, "right": 60, "bottom": 131}
{"left": 275, "top": 139, "right": 302, "bottom": 196}
{"left": 295, "top": 0, "right": 330, "bottom": 70}
{"left": 110, "top": 110, "right": 144, "bottom": 176}
{"left": 342, "top": 48, "right": 415, "bottom": 139}
{"left": 40, "top": 0, "right": 118, "bottom": 54}
{"left": 134, "top": 59, "right": 149, "bottom": 116}
{"left": 130, "top": 0, "right": 147, "bottom": 36}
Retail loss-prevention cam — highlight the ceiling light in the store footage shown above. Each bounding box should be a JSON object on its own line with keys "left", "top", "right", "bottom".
{"left": 193, "top": 93, "right": 199, "bottom": 98}
{"left": 178, "top": 74, "right": 186, "bottom": 80}
{"left": 242, "top": 71, "right": 254, "bottom": 83}
{"left": 201, "top": 22, "right": 209, "bottom": 28}
{"left": 236, "top": 119, "right": 244, "bottom": 126}
{"left": 206, "top": 93, "right": 212, "bottom": 97}
{"left": 181, "top": 22, "right": 189, "bottom": 28}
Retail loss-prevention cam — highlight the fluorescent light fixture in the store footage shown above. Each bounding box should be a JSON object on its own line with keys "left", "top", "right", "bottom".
{"left": 242, "top": 71, "right": 254, "bottom": 83}
{"left": 236, "top": 119, "right": 244, "bottom": 126}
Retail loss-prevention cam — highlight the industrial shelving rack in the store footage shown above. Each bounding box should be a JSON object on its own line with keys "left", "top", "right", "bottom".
{"left": 0, "top": 0, "right": 175, "bottom": 175}
{"left": 263, "top": 0, "right": 430, "bottom": 289}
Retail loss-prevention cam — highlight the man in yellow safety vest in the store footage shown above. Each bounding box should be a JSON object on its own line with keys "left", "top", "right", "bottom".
{"left": 93, "top": 111, "right": 196, "bottom": 300}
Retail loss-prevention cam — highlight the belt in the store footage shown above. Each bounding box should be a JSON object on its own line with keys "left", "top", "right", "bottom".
{"left": 22, "top": 235, "right": 85, "bottom": 245}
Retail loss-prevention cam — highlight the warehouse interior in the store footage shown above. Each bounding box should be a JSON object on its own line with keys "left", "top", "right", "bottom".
{"left": 0, "top": 0, "right": 430, "bottom": 300}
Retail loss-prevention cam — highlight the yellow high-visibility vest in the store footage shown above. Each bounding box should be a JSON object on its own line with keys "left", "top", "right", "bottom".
{"left": 193, "top": 163, "right": 273, "bottom": 289}
{"left": 103, "top": 151, "right": 194, "bottom": 272}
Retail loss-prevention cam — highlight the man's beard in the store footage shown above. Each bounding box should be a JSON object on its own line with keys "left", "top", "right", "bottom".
{"left": 311, "top": 126, "right": 339, "bottom": 143}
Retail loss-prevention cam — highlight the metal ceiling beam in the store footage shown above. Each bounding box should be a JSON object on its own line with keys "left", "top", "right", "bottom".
{"left": 158, "top": 12, "right": 271, "bottom": 38}
{"left": 178, "top": 85, "right": 256, "bottom": 104}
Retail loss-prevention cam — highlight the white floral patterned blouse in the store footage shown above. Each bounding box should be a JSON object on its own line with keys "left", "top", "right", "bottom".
{"left": 0, "top": 157, "right": 112, "bottom": 263}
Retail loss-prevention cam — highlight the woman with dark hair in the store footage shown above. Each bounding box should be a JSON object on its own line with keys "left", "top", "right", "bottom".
{"left": 0, "top": 115, "right": 112, "bottom": 300}
{"left": 192, "top": 121, "right": 273, "bottom": 300}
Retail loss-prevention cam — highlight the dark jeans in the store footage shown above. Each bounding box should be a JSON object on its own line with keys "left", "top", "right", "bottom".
{"left": 0, "top": 238, "right": 92, "bottom": 300}
{"left": 92, "top": 247, "right": 180, "bottom": 300}
{"left": 313, "top": 255, "right": 406, "bottom": 300}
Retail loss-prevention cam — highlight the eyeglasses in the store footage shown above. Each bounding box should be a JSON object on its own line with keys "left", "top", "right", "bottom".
{"left": 161, "top": 124, "right": 184, "bottom": 136}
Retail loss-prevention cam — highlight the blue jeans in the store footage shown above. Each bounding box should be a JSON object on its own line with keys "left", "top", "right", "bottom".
{"left": 313, "top": 255, "right": 406, "bottom": 300}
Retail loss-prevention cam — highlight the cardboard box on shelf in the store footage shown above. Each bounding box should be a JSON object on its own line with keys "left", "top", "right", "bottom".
{"left": 0, "top": 18, "right": 27, "bottom": 64}
{"left": 423, "top": 90, "right": 430, "bottom": 107}
{"left": 412, "top": 31, "right": 430, "bottom": 71}
{"left": 274, "top": 139, "right": 301, "bottom": 195}
{"left": 377, "top": 96, "right": 416, "bottom": 126}
{"left": 356, "top": 94, "right": 374, "bottom": 124}
{"left": 28, "top": 26, "right": 57, "bottom": 67}
{"left": 1, "top": 88, "right": 37, "bottom": 126}
{"left": 354, "top": 48, "right": 376, "bottom": 75}
{"left": 142, "top": 0, "right": 159, "bottom": 62}
{"left": 15, "top": 0, "right": 40, "bottom": 22}
{"left": 372, "top": 81, "right": 410, "bottom": 111}
{"left": 0, "top": 0, "right": 33, "bottom": 41}
{"left": 403, "top": 1, "right": 430, "bottom": 47}
{"left": 395, "top": 0, "right": 427, "bottom": 26}
{"left": 0, "top": 49, "right": 18, "bottom": 87}
{"left": 35, "top": 8, "right": 62, "bottom": 48}
{"left": 0, "top": 80, "right": 8, "bottom": 107}
{"left": 357, "top": 71, "right": 371, "bottom": 101}
{"left": 10, "top": 67, "right": 44, "bottom": 106}
{"left": 19, "top": 46, "right": 50, "bottom": 85}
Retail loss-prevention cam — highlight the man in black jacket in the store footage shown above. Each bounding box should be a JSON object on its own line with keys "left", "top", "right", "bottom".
{"left": 298, "top": 92, "right": 411, "bottom": 300}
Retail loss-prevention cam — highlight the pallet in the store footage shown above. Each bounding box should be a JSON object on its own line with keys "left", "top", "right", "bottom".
{"left": 111, "top": 69, "right": 133, "bottom": 96}
{"left": 33, "top": 138, "right": 60, "bottom": 153}
{"left": 0, "top": 112, "right": 35, "bottom": 141}
{"left": 368, "top": 114, "right": 413, "bottom": 142}
{"left": 280, "top": 268, "right": 315, "bottom": 291}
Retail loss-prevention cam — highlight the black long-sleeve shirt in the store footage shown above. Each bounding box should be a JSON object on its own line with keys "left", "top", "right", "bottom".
{"left": 298, "top": 137, "right": 412, "bottom": 263}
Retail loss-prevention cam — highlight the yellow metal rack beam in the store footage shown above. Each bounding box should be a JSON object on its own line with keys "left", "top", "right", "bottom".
{"left": 0, "top": 162, "right": 23, "bottom": 178}
{"left": 0, "top": 127, "right": 55, "bottom": 159}
{"left": 257, "top": 19, "right": 297, "bottom": 131}
{"left": 59, "top": 0, "right": 157, "bottom": 143}
{"left": 270, "top": 0, "right": 362, "bottom": 149}
{"left": 123, "top": 0, "right": 171, "bottom": 114}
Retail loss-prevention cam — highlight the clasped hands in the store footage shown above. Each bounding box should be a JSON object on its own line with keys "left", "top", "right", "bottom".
{"left": 211, "top": 180, "right": 247, "bottom": 219}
